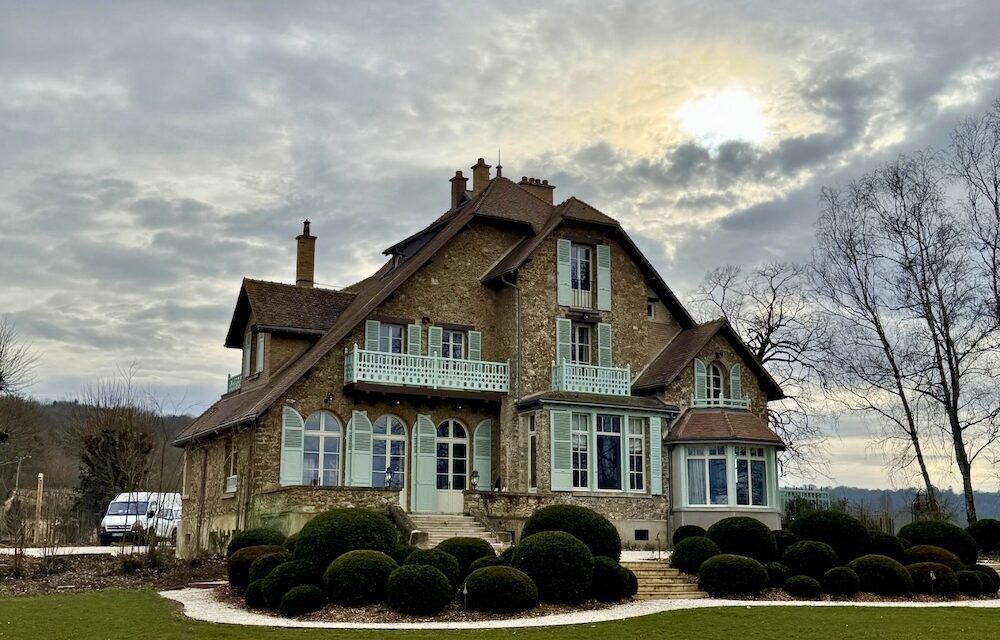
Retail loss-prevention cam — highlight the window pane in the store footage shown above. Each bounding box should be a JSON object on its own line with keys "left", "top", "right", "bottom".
{"left": 437, "top": 475, "right": 449, "bottom": 489}
{"left": 709, "top": 459, "right": 728, "bottom": 504}
{"left": 736, "top": 458, "right": 749, "bottom": 505}
{"left": 751, "top": 460, "right": 767, "bottom": 506}
{"left": 453, "top": 442, "right": 467, "bottom": 459}
{"left": 437, "top": 423, "right": 449, "bottom": 438}
{"left": 529, "top": 435, "right": 537, "bottom": 489}
{"left": 304, "top": 435, "right": 320, "bottom": 453}
{"left": 453, "top": 474, "right": 466, "bottom": 490}
{"left": 322, "top": 468, "right": 337, "bottom": 486}
{"left": 597, "top": 433, "right": 622, "bottom": 490}
{"left": 436, "top": 458, "right": 448, "bottom": 474}
{"left": 323, "top": 436, "right": 340, "bottom": 454}
{"left": 687, "top": 459, "right": 706, "bottom": 504}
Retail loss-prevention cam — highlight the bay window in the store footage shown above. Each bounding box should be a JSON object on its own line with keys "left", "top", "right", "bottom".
{"left": 736, "top": 446, "right": 768, "bottom": 506}
{"left": 682, "top": 444, "right": 773, "bottom": 507}
{"left": 686, "top": 446, "right": 728, "bottom": 505}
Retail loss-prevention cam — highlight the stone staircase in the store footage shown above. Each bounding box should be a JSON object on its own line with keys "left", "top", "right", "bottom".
{"left": 621, "top": 560, "right": 708, "bottom": 600}
{"left": 408, "top": 513, "right": 503, "bottom": 549}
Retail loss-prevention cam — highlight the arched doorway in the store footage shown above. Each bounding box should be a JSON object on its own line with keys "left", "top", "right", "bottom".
{"left": 435, "top": 419, "right": 468, "bottom": 513}
{"left": 372, "top": 415, "right": 407, "bottom": 507}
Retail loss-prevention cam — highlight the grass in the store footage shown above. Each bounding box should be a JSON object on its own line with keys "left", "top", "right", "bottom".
{"left": 1, "top": 590, "right": 998, "bottom": 640}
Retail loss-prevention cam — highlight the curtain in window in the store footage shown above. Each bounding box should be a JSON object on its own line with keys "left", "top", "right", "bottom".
{"left": 709, "top": 459, "right": 728, "bottom": 504}
{"left": 687, "top": 458, "right": 706, "bottom": 504}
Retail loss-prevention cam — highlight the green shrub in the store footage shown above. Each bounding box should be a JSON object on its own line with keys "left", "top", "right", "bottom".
{"left": 511, "top": 531, "right": 594, "bottom": 603}
{"left": 261, "top": 560, "right": 319, "bottom": 610}
{"left": 967, "top": 518, "right": 1000, "bottom": 555}
{"left": 781, "top": 541, "right": 838, "bottom": 579}
{"left": 822, "top": 566, "right": 860, "bottom": 596}
{"left": 464, "top": 566, "right": 538, "bottom": 613}
{"left": 764, "top": 562, "right": 790, "bottom": 588}
{"left": 227, "top": 528, "right": 286, "bottom": 558}
{"left": 391, "top": 544, "right": 420, "bottom": 565}
{"left": 670, "top": 536, "right": 720, "bottom": 574}
{"left": 789, "top": 511, "right": 871, "bottom": 562}
{"left": 283, "top": 532, "right": 299, "bottom": 554}
{"left": 227, "top": 545, "right": 285, "bottom": 588}
{"left": 520, "top": 504, "right": 621, "bottom": 560}
{"left": 772, "top": 530, "right": 798, "bottom": 555}
{"left": 973, "top": 572, "right": 994, "bottom": 596}
{"left": 323, "top": 550, "right": 398, "bottom": 605}
{"left": 783, "top": 575, "right": 822, "bottom": 598}
{"left": 279, "top": 584, "right": 325, "bottom": 617}
{"left": 956, "top": 570, "right": 984, "bottom": 596}
{"left": 244, "top": 580, "right": 267, "bottom": 608}
{"left": 907, "top": 562, "right": 958, "bottom": 596}
{"left": 897, "top": 520, "right": 978, "bottom": 565}
{"left": 404, "top": 549, "right": 461, "bottom": 589}
{"left": 386, "top": 565, "right": 454, "bottom": 615}
{"left": 672, "top": 525, "right": 707, "bottom": 546}
{"left": 249, "top": 551, "right": 294, "bottom": 585}
{"left": 294, "top": 508, "right": 398, "bottom": 572}
{"left": 498, "top": 545, "right": 516, "bottom": 565}
{"left": 868, "top": 531, "right": 905, "bottom": 561}
{"left": 624, "top": 567, "right": 639, "bottom": 597}
{"left": 697, "top": 554, "right": 769, "bottom": 597}
{"left": 902, "top": 545, "right": 964, "bottom": 571}
{"left": 970, "top": 564, "right": 1000, "bottom": 593}
{"left": 469, "top": 556, "right": 508, "bottom": 573}
{"left": 706, "top": 517, "right": 777, "bottom": 562}
{"left": 846, "top": 554, "right": 912, "bottom": 596}
{"left": 589, "top": 556, "right": 632, "bottom": 603}
{"left": 435, "top": 537, "right": 495, "bottom": 578}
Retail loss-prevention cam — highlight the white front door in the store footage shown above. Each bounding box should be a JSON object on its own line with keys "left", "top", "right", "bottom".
{"left": 436, "top": 419, "right": 468, "bottom": 513}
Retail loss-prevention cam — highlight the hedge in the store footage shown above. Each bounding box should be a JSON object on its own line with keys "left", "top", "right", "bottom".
{"left": 907, "top": 562, "right": 957, "bottom": 596}
{"left": 670, "top": 536, "right": 720, "bottom": 574}
{"left": 697, "top": 555, "right": 769, "bottom": 597}
{"left": 279, "top": 584, "right": 325, "bottom": 617}
{"left": 227, "top": 545, "right": 285, "bottom": 588}
{"left": 261, "top": 560, "right": 319, "bottom": 610}
{"left": 672, "top": 525, "right": 707, "bottom": 546}
{"left": 789, "top": 511, "right": 871, "bottom": 562}
{"left": 590, "top": 556, "right": 632, "bottom": 603}
{"left": 902, "top": 545, "right": 964, "bottom": 572}
{"left": 868, "top": 531, "right": 905, "bottom": 561}
{"left": 404, "top": 549, "right": 461, "bottom": 589}
{"left": 464, "top": 566, "right": 539, "bottom": 613}
{"left": 897, "top": 520, "right": 978, "bottom": 565}
{"left": 435, "top": 537, "right": 496, "bottom": 578}
{"left": 511, "top": 531, "right": 594, "bottom": 603}
{"left": 323, "top": 550, "right": 398, "bottom": 605}
{"left": 765, "top": 562, "right": 790, "bottom": 588}
{"left": 967, "top": 518, "right": 1000, "bottom": 555}
{"left": 391, "top": 544, "right": 420, "bottom": 565}
{"left": 283, "top": 532, "right": 299, "bottom": 554}
{"left": 624, "top": 567, "right": 639, "bottom": 597}
{"left": 780, "top": 541, "right": 838, "bottom": 579}
{"left": 822, "top": 566, "right": 860, "bottom": 596}
{"left": 244, "top": 580, "right": 267, "bottom": 609}
{"left": 386, "top": 565, "right": 454, "bottom": 615}
{"left": 520, "top": 505, "right": 621, "bottom": 560}
{"left": 705, "top": 517, "right": 777, "bottom": 562}
{"left": 294, "top": 508, "right": 398, "bottom": 571}
{"left": 971, "top": 564, "right": 1000, "bottom": 593}
{"left": 846, "top": 554, "right": 912, "bottom": 596}
{"left": 469, "top": 556, "right": 508, "bottom": 573}
{"left": 956, "top": 570, "right": 984, "bottom": 596}
{"left": 783, "top": 575, "right": 822, "bottom": 598}
{"left": 227, "top": 528, "right": 286, "bottom": 558}
{"left": 772, "top": 530, "right": 798, "bottom": 555}
{"left": 498, "top": 545, "right": 516, "bottom": 565}
{"left": 248, "top": 551, "right": 294, "bottom": 586}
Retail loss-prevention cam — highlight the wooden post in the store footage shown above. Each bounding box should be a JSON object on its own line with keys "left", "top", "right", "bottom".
{"left": 34, "top": 473, "right": 43, "bottom": 545}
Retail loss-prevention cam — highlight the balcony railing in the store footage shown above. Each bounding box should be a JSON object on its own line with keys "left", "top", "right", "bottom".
{"left": 551, "top": 359, "right": 631, "bottom": 396}
{"left": 344, "top": 345, "right": 509, "bottom": 393}
{"left": 224, "top": 475, "right": 238, "bottom": 494}
{"left": 690, "top": 395, "right": 751, "bottom": 409}
{"left": 227, "top": 373, "right": 242, "bottom": 393}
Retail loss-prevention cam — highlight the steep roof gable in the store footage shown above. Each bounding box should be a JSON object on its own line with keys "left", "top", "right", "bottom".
{"left": 223, "top": 279, "right": 357, "bottom": 347}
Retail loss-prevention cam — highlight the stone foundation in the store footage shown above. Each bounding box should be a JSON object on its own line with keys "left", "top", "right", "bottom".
{"left": 669, "top": 507, "right": 781, "bottom": 535}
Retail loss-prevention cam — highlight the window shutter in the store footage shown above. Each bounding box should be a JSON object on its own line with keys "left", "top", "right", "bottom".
{"left": 694, "top": 358, "right": 707, "bottom": 400}
{"left": 407, "top": 323, "right": 422, "bottom": 355}
{"left": 730, "top": 364, "right": 742, "bottom": 400}
{"left": 412, "top": 414, "right": 437, "bottom": 512}
{"left": 279, "top": 406, "right": 305, "bottom": 486}
{"left": 428, "top": 326, "right": 443, "bottom": 357}
{"left": 649, "top": 416, "right": 663, "bottom": 496}
{"left": 550, "top": 410, "right": 573, "bottom": 491}
{"left": 597, "top": 322, "right": 613, "bottom": 368}
{"left": 596, "top": 244, "right": 612, "bottom": 311}
{"left": 347, "top": 410, "right": 373, "bottom": 486}
{"left": 468, "top": 330, "right": 482, "bottom": 361}
{"left": 555, "top": 318, "right": 572, "bottom": 364}
{"left": 242, "top": 332, "right": 251, "bottom": 377}
{"left": 365, "top": 320, "right": 381, "bottom": 351}
{"left": 557, "top": 238, "right": 572, "bottom": 306}
{"left": 255, "top": 332, "right": 265, "bottom": 373}
{"left": 473, "top": 419, "right": 491, "bottom": 491}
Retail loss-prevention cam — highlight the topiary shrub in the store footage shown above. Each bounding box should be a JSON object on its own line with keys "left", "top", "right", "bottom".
{"left": 244, "top": 580, "right": 267, "bottom": 608}
{"left": 670, "top": 536, "right": 720, "bottom": 574}
{"left": 283, "top": 532, "right": 299, "bottom": 554}
{"left": 227, "top": 527, "right": 286, "bottom": 558}
{"left": 705, "top": 517, "right": 777, "bottom": 562}
{"left": 822, "top": 566, "right": 860, "bottom": 596}
{"left": 249, "top": 551, "right": 294, "bottom": 585}
{"left": 404, "top": 549, "right": 461, "bottom": 589}
{"left": 783, "top": 575, "right": 822, "bottom": 598}
{"left": 323, "top": 550, "right": 398, "bottom": 605}
{"left": 967, "top": 518, "right": 1000, "bottom": 555}
{"left": 227, "top": 544, "right": 285, "bottom": 588}
{"left": 386, "top": 565, "right": 454, "bottom": 615}
{"left": 294, "top": 508, "right": 398, "bottom": 572}
{"left": 697, "top": 554, "right": 769, "bottom": 597}
{"left": 464, "top": 566, "right": 539, "bottom": 613}
{"left": 902, "top": 545, "right": 964, "bottom": 571}
{"left": 279, "top": 584, "right": 325, "bottom": 617}
{"left": 907, "top": 562, "right": 958, "bottom": 596}
{"left": 511, "top": 531, "right": 594, "bottom": 603}
{"left": 624, "top": 567, "right": 639, "bottom": 597}
{"left": 789, "top": 511, "right": 871, "bottom": 562}
{"left": 469, "top": 555, "right": 508, "bottom": 573}
{"left": 956, "top": 570, "right": 984, "bottom": 596}
{"left": 869, "top": 531, "right": 905, "bottom": 561}
{"left": 261, "top": 560, "right": 319, "bottom": 610}
{"left": 846, "top": 554, "right": 912, "bottom": 596}
{"left": 391, "top": 544, "right": 420, "bottom": 565}
{"left": 765, "top": 562, "right": 791, "bottom": 588}
{"left": 589, "top": 556, "right": 632, "bottom": 603}
{"left": 772, "top": 529, "right": 798, "bottom": 555}
{"left": 970, "top": 564, "right": 1000, "bottom": 593}
{"left": 435, "top": 537, "right": 495, "bottom": 578}
{"left": 781, "top": 540, "right": 838, "bottom": 579}
{"left": 498, "top": 545, "right": 516, "bottom": 565}
{"left": 672, "top": 525, "right": 707, "bottom": 546}
{"left": 897, "top": 520, "right": 978, "bottom": 565}
{"left": 520, "top": 504, "right": 621, "bottom": 560}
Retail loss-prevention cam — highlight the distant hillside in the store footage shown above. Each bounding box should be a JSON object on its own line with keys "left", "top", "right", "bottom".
{"left": 787, "top": 484, "right": 1000, "bottom": 527}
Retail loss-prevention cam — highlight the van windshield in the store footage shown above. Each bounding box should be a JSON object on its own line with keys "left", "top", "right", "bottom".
{"left": 107, "top": 501, "right": 149, "bottom": 516}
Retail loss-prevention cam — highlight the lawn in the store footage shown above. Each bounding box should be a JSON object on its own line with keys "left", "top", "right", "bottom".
{"left": 0, "top": 590, "right": 997, "bottom": 640}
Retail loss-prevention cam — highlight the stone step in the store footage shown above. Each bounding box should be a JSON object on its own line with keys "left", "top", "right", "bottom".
{"left": 636, "top": 584, "right": 703, "bottom": 592}
{"left": 635, "top": 592, "right": 708, "bottom": 600}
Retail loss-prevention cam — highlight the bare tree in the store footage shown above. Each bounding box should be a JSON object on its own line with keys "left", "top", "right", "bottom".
{"left": 0, "top": 318, "right": 37, "bottom": 397}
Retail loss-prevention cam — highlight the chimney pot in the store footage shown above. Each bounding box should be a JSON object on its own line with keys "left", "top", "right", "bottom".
{"left": 449, "top": 170, "right": 468, "bottom": 209}
{"left": 518, "top": 175, "right": 556, "bottom": 204}
{"left": 471, "top": 158, "right": 492, "bottom": 193}
{"left": 295, "top": 219, "right": 317, "bottom": 287}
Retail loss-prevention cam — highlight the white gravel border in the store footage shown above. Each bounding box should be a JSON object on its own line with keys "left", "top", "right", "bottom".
{"left": 160, "top": 587, "right": 1000, "bottom": 630}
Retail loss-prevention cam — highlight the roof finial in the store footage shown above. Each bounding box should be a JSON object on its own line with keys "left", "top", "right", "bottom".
{"left": 302, "top": 219, "right": 311, "bottom": 236}
{"left": 496, "top": 146, "right": 502, "bottom": 178}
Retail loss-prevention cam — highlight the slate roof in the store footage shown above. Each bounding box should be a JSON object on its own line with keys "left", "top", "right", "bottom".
{"left": 667, "top": 408, "right": 785, "bottom": 448}
{"left": 223, "top": 279, "right": 356, "bottom": 347}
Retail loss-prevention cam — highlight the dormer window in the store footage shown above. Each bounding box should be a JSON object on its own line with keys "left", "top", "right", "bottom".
{"left": 707, "top": 363, "right": 724, "bottom": 399}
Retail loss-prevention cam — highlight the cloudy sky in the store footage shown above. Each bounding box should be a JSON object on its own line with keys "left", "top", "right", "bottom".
{"left": 3, "top": 1, "right": 1000, "bottom": 490}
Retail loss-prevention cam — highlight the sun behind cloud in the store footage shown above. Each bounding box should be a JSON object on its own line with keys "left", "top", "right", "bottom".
{"left": 676, "top": 87, "right": 770, "bottom": 148}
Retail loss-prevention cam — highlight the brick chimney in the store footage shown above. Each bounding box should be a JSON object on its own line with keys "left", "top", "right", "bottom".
{"left": 518, "top": 177, "right": 555, "bottom": 204}
{"left": 449, "top": 170, "right": 468, "bottom": 209}
{"left": 471, "top": 158, "right": 492, "bottom": 193}
{"left": 296, "top": 219, "right": 316, "bottom": 287}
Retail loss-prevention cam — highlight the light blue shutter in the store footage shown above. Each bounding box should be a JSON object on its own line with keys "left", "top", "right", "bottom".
{"left": 347, "top": 410, "right": 373, "bottom": 486}
{"left": 255, "top": 332, "right": 265, "bottom": 373}
{"left": 550, "top": 410, "right": 573, "bottom": 491}
{"left": 428, "top": 326, "right": 443, "bottom": 357}
{"left": 468, "top": 331, "right": 482, "bottom": 361}
{"left": 473, "top": 419, "right": 491, "bottom": 491}
{"left": 242, "top": 332, "right": 251, "bottom": 376}
{"left": 597, "top": 322, "right": 612, "bottom": 367}
{"left": 730, "top": 364, "right": 742, "bottom": 401}
{"left": 596, "top": 244, "right": 611, "bottom": 311}
{"left": 557, "top": 238, "right": 572, "bottom": 306}
{"left": 694, "top": 358, "right": 707, "bottom": 400}
{"left": 412, "top": 414, "right": 437, "bottom": 512}
{"left": 407, "top": 324, "right": 422, "bottom": 355}
{"left": 555, "top": 318, "right": 572, "bottom": 364}
{"left": 365, "top": 320, "right": 381, "bottom": 351}
{"left": 279, "top": 406, "right": 305, "bottom": 486}
{"left": 649, "top": 416, "right": 662, "bottom": 496}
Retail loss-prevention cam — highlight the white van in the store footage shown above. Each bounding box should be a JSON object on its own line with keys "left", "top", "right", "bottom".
{"left": 98, "top": 491, "right": 182, "bottom": 546}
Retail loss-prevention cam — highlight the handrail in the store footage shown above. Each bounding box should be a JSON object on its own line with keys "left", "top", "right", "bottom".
{"left": 690, "top": 395, "right": 751, "bottom": 409}
{"left": 345, "top": 345, "right": 509, "bottom": 393}
{"left": 551, "top": 358, "right": 631, "bottom": 396}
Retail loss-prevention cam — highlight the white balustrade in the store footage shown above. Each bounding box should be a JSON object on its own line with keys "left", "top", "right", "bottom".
{"left": 690, "top": 395, "right": 751, "bottom": 409}
{"left": 551, "top": 359, "right": 631, "bottom": 396}
{"left": 344, "top": 345, "right": 509, "bottom": 393}
{"left": 227, "top": 373, "right": 242, "bottom": 393}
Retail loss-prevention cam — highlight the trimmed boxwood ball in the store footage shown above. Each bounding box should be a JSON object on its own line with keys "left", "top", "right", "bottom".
{"left": 846, "top": 555, "right": 912, "bottom": 596}
{"left": 261, "top": 560, "right": 319, "bottom": 610}
{"left": 697, "top": 554, "right": 769, "bottom": 597}
{"left": 469, "top": 555, "right": 508, "bottom": 573}
{"left": 706, "top": 517, "right": 777, "bottom": 562}
{"left": 672, "top": 525, "right": 707, "bottom": 546}
{"left": 822, "top": 566, "right": 860, "bottom": 596}
{"left": 404, "top": 549, "right": 461, "bottom": 589}
{"left": 772, "top": 529, "right": 798, "bottom": 555}
{"left": 765, "top": 562, "right": 791, "bottom": 588}
{"left": 590, "top": 556, "right": 632, "bottom": 603}
{"left": 967, "top": 518, "right": 1000, "bottom": 555}
{"left": 973, "top": 572, "right": 994, "bottom": 596}
{"left": 971, "top": 564, "right": 1000, "bottom": 593}
{"left": 868, "top": 531, "right": 905, "bottom": 561}
{"left": 435, "top": 537, "right": 496, "bottom": 578}
{"left": 227, "top": 527, "right": 286, "bottom": 558}
{"left": 498, "top": 545, "right": 516, "bottom": 565}
{"left": 671, "top": 536, "right": 721, "bottom": 574}
{"left": 386, "top": 565, "right": 454, "bottom": 615}
{"left": 227, "top": 544, "right": 285, "bottom": 588}
{"left": 244, "top": 580, "right": 267, "bottom": 609}
{"left": 907, "top": 562, "right": 958, "bottom": 596}
{"left": 249, "top": 551, "right": 294, "bottom": 585}
{"left": 902, "top": 545, "right": 964, "bottom": 572}
{"left": 520, "top": 504, "right": 621, "bottom": 560}
{"left": 279, "top": 584, "right": 325, "bottom": 617}
{"left": 783, "top": 575, "right": 822, "bottom": 598}
{"left": 624, "top": 567, "right": 639, "bottom": 597}
{"left": 294, "top": 508, "right": 398, "bottom": 572}
{"left": 464, "top": 566, "right": 539, "bottom": 613}
{"left": 391, "top": 544, "right": 420, "bottom": 565}
{"left": 781, "top": 540, "right": 838, "bottom": 579}
{"left": 789, "top": 510, "right": 871, "bottom": 562}
{"left": 323, "top": 550, "right": 398, "bottom": 605}
{"left": 511, "top": 531, "right": 594, "bottom": 603}
{"left": 897, "top": 520, "right": 978, "bottom": 565}
{"left": 956, "top": 570, "right": 984, "bottom": 596}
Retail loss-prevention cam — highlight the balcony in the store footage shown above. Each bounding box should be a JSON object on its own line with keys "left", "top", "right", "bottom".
{"left": 227, "top": 373, "right": 242, "bottom": 393}
{"left": 551, "top": 359, "right": 631, "bottom": 396}
{"left": 690, "top": 395, "right": 751, "bottom": 409}
{"left": 344, "top": 345, "right": 509, "bottom": 394}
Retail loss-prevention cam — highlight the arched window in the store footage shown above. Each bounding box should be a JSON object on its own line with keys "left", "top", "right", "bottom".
{"left": 303, "top": 411, "right": 342, "bottom": 486}
{"left": 372, "top": 415, "right": 407, "bottom": 489}
{"left": 436, "top": 419, "right": 468, "bottom": 491}
{"left": 707, "top": 363, "right": 725, "bottom": 400}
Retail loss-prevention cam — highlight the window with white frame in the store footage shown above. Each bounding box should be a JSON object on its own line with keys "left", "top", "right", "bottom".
{"left": 571, "top": 323, "right": 591, "bottom": 364}
{"left": 378, "top": 323, "right": 405, "bottom": 354}
{"left": 441, "top": 329, "right": 465, "bottom": 359}
{"left": 570, "top": 243, "right": 594, "bottom": 308}
{"left": 687, "top": 446, "right": 728, "bottom": 505}
{"left": 223, "top": 438, "right": 238, "bottom": 492}
{"left": 372, "top": 415, "right": 407, "bottom": 489}
{"left": 736, "top": 446, "right": 768, "bottom": 506}
{"left": 303, "top": 411, "right": 342, "bottom": 486}
{"left": 571, "top": 413, "right": 590, "bottom": 489}
{"left": 628, "top": 417, "right": 645, "bottom": 491}
{"left": 707, "top": 363, "right": 725, "bottom": 399}
{"left": 646, "top": 298, "right": 658, "bottom": 319}
{"left": 596, "top": 414, "right": 623, "bottom": 490}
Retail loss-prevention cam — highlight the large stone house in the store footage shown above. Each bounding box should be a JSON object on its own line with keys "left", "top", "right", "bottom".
{"left": 173, "top": 159, "right": 785, "bottom": 557}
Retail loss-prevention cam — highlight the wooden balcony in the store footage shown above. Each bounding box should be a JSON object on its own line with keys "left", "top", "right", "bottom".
{"left": 344, "top": 345, "right": 509, "bottom": 394}
{"left": 551, "top": 359, "right": 631, "bottom": 396}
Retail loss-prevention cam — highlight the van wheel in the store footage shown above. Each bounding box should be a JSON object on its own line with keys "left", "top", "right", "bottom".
{"left": 99, "top": 534, "right": 112, "bottom": 547}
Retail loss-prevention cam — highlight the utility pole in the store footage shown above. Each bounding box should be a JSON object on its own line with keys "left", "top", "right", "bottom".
{"left": 34, "top": 472, "right": 43, "bottom": 545}
{"left": 14, "top": 455, "right": 29, "bottom": 494}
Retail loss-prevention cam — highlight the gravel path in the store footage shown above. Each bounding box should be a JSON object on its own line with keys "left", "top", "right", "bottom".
{"left": 160, "top": 588, "right": 1000, "bottom": 630}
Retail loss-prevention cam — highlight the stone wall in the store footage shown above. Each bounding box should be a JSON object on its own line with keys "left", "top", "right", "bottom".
{"left": 252, "top": 485, "right": 400, "bottom": 535}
